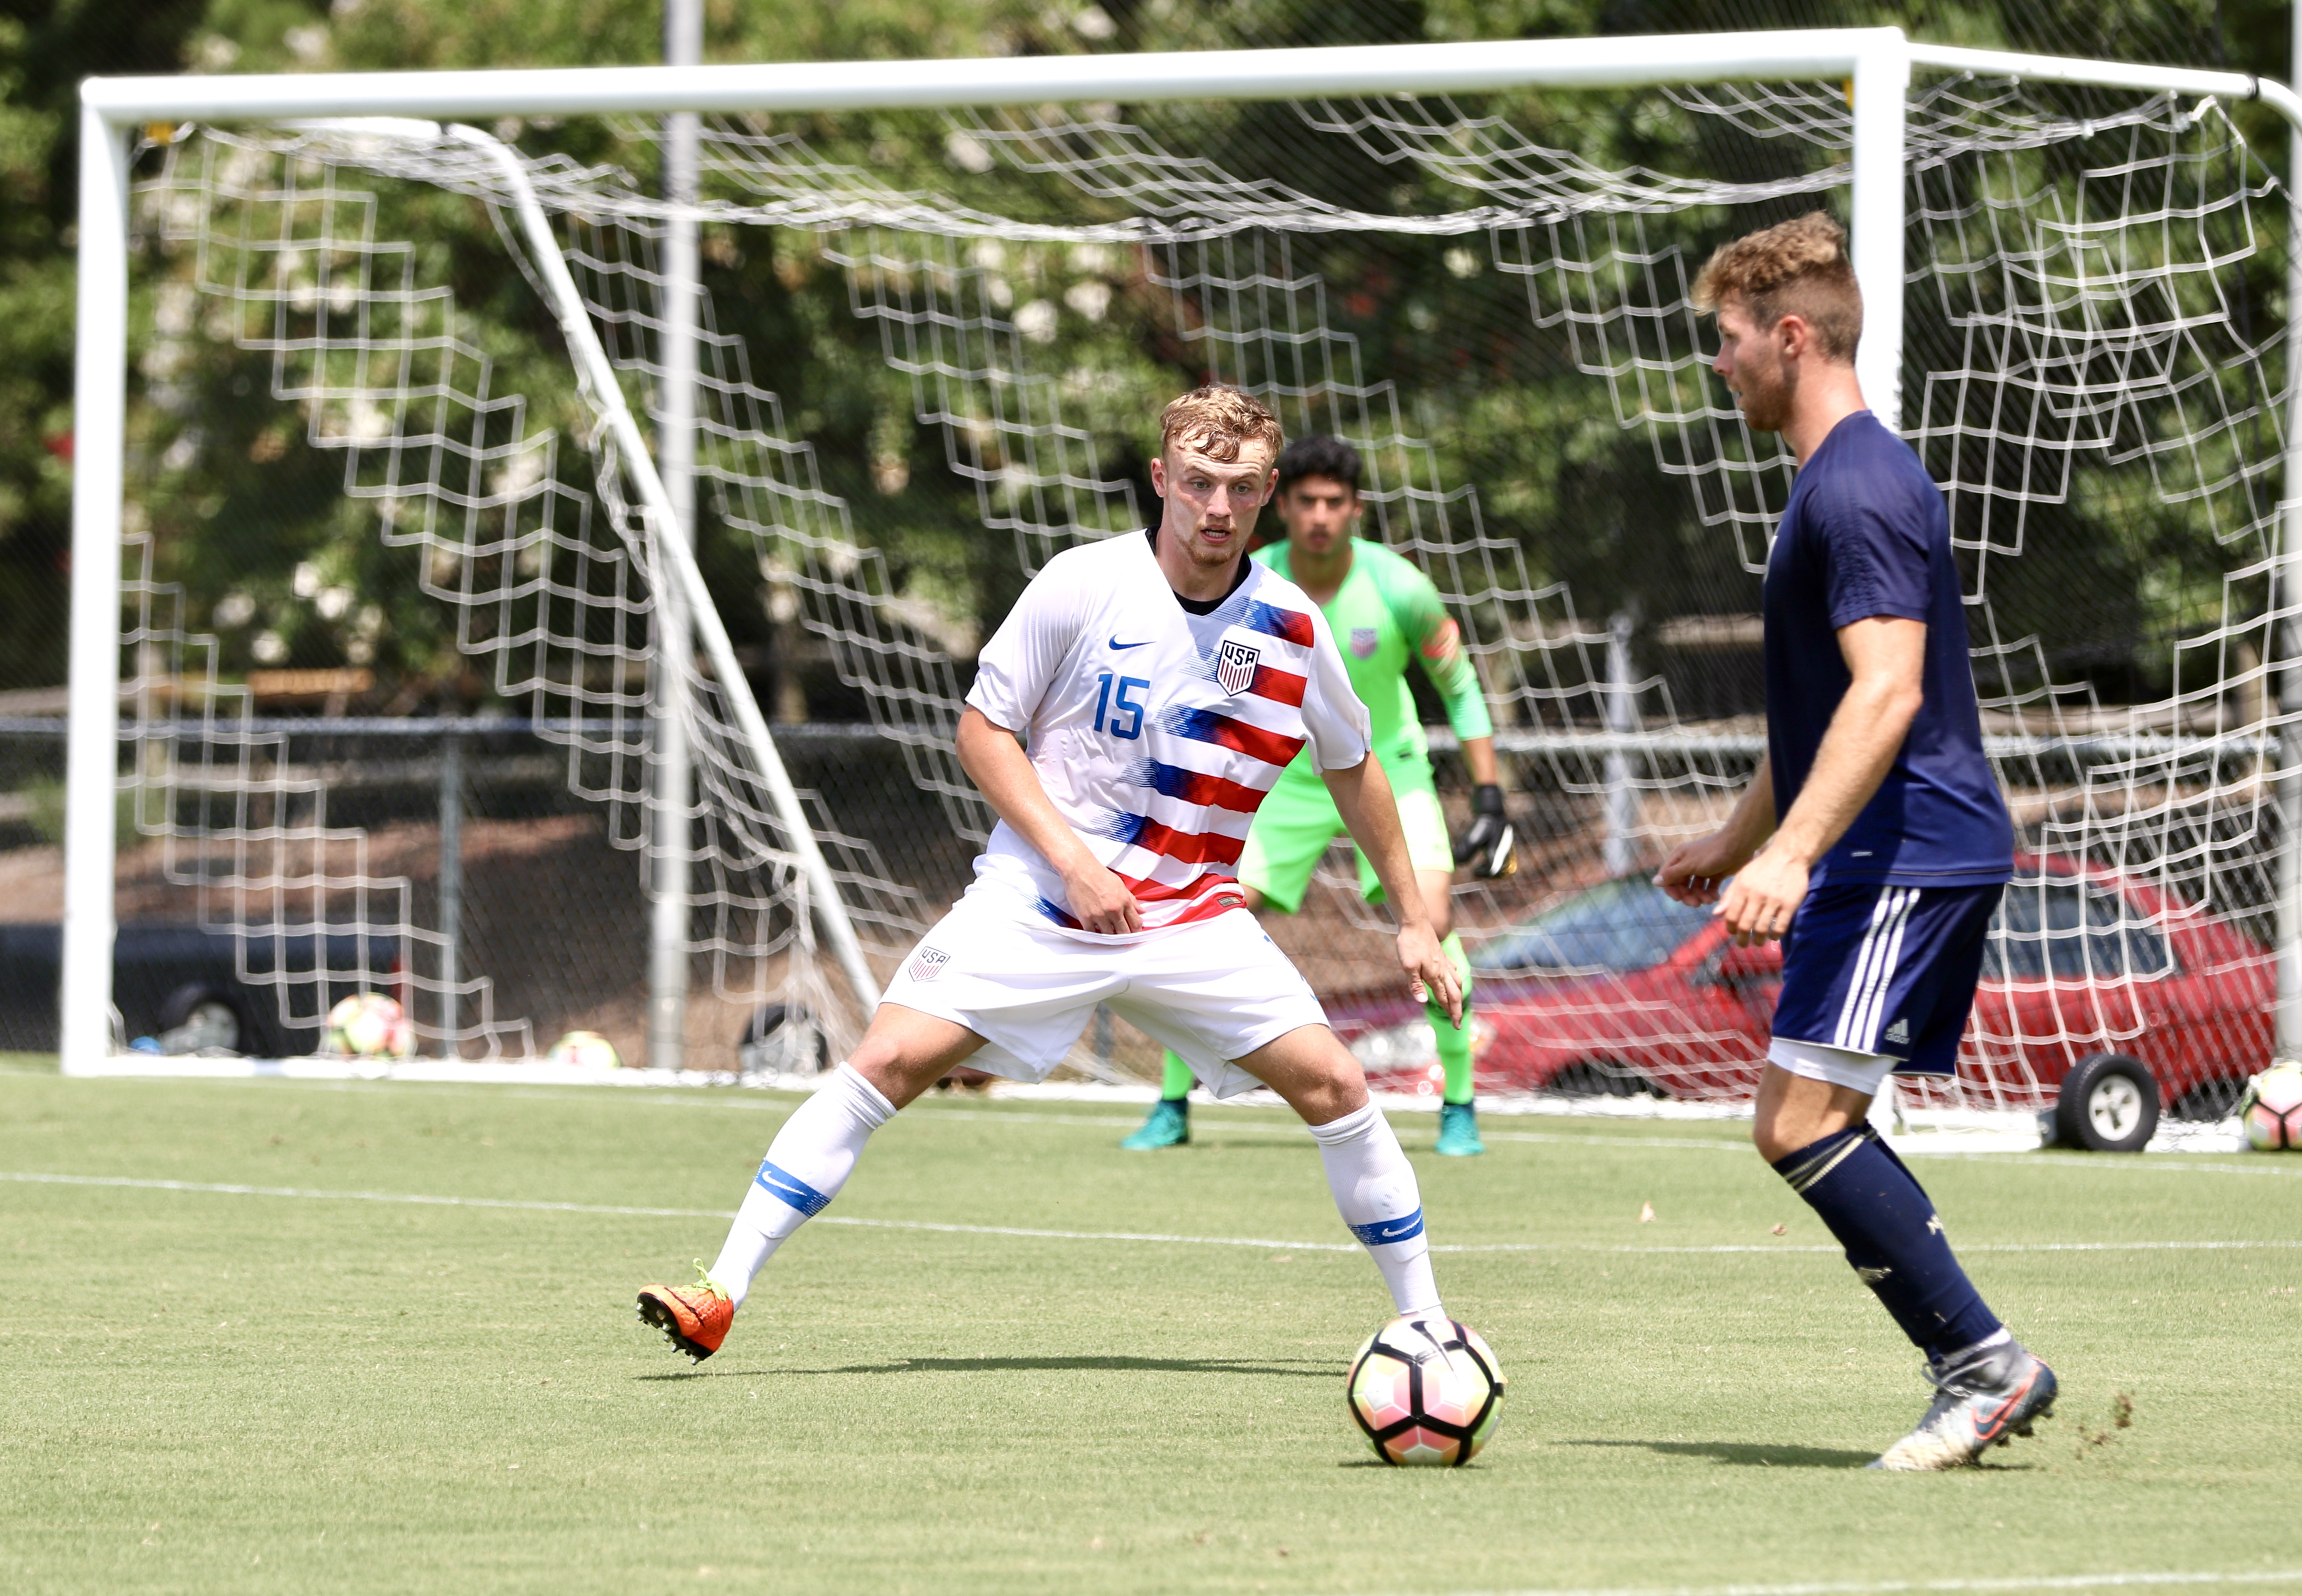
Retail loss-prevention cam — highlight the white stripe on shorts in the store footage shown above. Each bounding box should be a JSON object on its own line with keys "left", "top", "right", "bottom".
{"left": 1856, "top": 887, "right": 1919, "bottom": 1050}
{"left": 1832, "top": 887, "right": 1916, "bottom": 1052}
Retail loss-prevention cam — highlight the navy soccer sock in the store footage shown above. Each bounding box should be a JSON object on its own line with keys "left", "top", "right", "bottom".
{"left": 1771, "top": 1125, "right": 2003, "bottom": 1362}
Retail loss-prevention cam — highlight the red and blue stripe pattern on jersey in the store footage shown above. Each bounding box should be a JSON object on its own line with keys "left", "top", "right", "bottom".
{"left": 1240, "top": 599, "right": 1316, "bottom": 648}
{"left": 1194, "top": 647, "right": 1308, "bottom": 708}
{"left": 1102, "top": 811, "right": 1248, "bottom": 867}
{"left": 1035, "top": 874, "right": 1249, "bottom": 929}
{"left": 1245, "top": 661, "right": 1306, "bottom": 707}
{"left": 1030, "top": 579, "right": 1327, "bottom": 935}
{"left": 1161, "top": 705, "right": 1308, "bottom": 769}
{"left": 1134, "top": 759, "right": 1269, "bottom": 813}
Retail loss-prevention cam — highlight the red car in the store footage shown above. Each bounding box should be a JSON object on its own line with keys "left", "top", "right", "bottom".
{"left": 1330, "top": 856, "right": 2270, "bottom": 1134}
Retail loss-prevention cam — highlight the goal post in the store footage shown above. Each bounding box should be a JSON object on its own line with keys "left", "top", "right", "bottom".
{"left": 56, "top": 27, "right": 2302, "bottom": 1100}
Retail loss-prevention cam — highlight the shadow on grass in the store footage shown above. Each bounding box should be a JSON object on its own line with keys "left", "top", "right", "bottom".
{"left": 637, "top": 1353, "right": 1336, "bottom": 1382}
{"left": 1564, "top": 1438, "right": 1875, "bottom": 1469}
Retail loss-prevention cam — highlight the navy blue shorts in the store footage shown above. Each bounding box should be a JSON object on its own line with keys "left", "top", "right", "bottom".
{"left": 1773, "top": 881, "right": 2004, "bottom": 1077}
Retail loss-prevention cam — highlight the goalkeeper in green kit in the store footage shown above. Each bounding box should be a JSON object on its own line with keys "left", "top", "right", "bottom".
{"left": 1121, "top": 435, "right": 1512, "bottom": 1157}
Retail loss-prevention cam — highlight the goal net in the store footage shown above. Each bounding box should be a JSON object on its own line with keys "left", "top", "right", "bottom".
{"left": 78, "top": 46, "right": 2297, "bottom": 1118}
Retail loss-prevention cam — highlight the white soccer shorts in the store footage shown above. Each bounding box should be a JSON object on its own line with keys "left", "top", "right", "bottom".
{"left": 879, "top": 888, "right": 1330, "bottom": 1097}
{"left": 1767, "top": 1036, "right": 1897, "bottom": 1097}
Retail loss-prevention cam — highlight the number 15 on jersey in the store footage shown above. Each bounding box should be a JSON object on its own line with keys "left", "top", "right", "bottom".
{"left": 1094, "top": 672, "right": 1149, "bottom": 740}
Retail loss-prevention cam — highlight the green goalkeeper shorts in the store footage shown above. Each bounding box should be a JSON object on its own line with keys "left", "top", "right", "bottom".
{"left": 1238, "top": 764, "right": 1455, "bottom": 914}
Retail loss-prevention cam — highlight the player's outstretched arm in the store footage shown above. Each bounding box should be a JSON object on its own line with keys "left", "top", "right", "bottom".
{"left": 954, "top": 706, "right": 1143, "bottom": 935}
{"left": 1325, "top": 753, "right": 1463, "bottom": 1026}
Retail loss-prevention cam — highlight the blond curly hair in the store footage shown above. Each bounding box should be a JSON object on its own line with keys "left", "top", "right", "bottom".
{"left": 1692, "top": 212, "right": 1863, "bottom": 363}
{"left": 1158, "top": 385, "right": 1285, "bottom": 464}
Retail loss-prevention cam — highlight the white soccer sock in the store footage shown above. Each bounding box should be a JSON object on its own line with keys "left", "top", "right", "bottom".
{"left": 1308, "top": 1102, "right": 1443, "bottom": 1319}
{"left": 706, "top": 1062, "right": 896, "bottom": 1309}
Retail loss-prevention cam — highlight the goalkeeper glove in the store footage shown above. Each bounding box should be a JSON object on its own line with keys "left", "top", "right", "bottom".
{"left": 1455, "top": 784, "right": 1516, "bottom": 879}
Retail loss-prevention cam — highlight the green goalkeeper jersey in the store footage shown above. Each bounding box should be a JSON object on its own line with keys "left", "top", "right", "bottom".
{"left": 1253, "top": 537, "right": 1493, "bottom": 785}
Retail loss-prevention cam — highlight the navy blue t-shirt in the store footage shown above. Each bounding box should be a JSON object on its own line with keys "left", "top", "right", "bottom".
{"left": 1763, "top": 411, "right": 2013, "bottom": 888}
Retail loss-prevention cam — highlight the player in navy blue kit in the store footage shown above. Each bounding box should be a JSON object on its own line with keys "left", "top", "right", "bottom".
{"left": 1657, "top": 214, "right": 2055, "bottom": 1471}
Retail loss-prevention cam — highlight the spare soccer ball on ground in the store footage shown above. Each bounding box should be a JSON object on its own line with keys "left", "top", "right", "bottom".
{"left": 544, "top": 1030, "right": 623, "bottom": 1070}
{"left": 1347, "top": 1313, "right": 1505, "bottom": 1466}
{"left": 2239, "top": 1062, "right": 2302, "bottom": 1151}
{"left": 325, "top": 992, "right": 411, "bottom": 1060}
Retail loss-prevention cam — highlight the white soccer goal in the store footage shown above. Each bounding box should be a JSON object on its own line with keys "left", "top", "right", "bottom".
{"left": 55, "top": 30, "right": 2302, "bottom": 1120}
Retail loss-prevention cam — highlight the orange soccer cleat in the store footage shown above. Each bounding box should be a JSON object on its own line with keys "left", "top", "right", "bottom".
{"left": 637, "top": 1265, "right": 734, "bottom": 1362}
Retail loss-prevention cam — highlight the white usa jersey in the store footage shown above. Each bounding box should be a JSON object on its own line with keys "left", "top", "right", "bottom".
{"left": 964, "top": 530, "right": 1372, "bottom": 937}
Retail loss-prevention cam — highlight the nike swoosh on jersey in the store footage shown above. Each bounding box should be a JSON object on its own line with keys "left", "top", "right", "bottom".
{"left": 1109, "top": 636, "right": 1153, "bottom": 650}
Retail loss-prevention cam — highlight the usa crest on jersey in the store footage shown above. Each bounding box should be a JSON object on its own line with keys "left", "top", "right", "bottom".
{"left": 909, "top": 946, "right": 951, "bottom": 982}
{"left": 1217, "top": 638, "right": 1262, "bottom": 695}
{"left": 1350, "top": 626, "right": 1380, "bottom": 659}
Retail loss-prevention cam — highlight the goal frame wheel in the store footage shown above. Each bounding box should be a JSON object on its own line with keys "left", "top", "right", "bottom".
{"left": 2052, "top": 1053, "right": 2160, "bottom": 1153}
{"left": 155, "top": 981, "right": 249, "bottom": 1056}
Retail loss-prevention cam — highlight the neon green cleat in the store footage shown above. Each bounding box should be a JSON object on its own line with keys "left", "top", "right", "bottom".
{"left": 1435, "top": 1101, "right": 1485, "bottom": 1157}
{"left": 1121, "top": 1098, "right": 1190, "bottom": 1150}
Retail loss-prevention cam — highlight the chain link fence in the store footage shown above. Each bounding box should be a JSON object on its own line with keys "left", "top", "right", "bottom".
{"left": 0, "top": 707, "right": 1638, "bottom": 1079}
{"left": 0, "top": 716, "right": 972, "bottom": 1065}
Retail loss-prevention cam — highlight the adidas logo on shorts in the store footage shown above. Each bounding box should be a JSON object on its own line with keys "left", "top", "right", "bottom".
{"left": 1884, "top": 1017, "right": 1910, "bottom": 1045}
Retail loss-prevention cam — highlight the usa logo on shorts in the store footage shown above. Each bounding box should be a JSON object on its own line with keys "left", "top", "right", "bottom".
{"left": 1217, "top": 639, "right": 1261, "bottom": 695}
{"left": 1350, "top": 626, "right": 1379, "bottom": 658}
{"left": 908, "top": 946, "right": 951, "bottom": 982}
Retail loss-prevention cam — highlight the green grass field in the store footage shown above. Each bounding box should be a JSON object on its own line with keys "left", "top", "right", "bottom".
{"left": 1, "top": 1060, "right": 2298, "bottom": 1595}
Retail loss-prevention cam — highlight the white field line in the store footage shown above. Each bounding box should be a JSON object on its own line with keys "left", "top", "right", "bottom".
{"left": 526, "top": 1097, "right": 2285, "bottom": 1167}
{"left": 0, "top": 1169, "right": 729, "bottom": 1220}
{"left": 5, "top": 1170, "right": 2299, "bottom": 1259}
{"left": 1928, "top": 1154, "right": 2302, "bottom": 1178}
{"left": 11, "top": 1071, "right": 2302, "bottom": 1171}
{"left": 26, "top": 1070, "right": 1748, "bottom": 1145}
{"left": 902, "top": 1109, "right": 1759, "bottom": 1153}
{"left": 1421, "top": 1572, "right": 2302, "bottom": 1596}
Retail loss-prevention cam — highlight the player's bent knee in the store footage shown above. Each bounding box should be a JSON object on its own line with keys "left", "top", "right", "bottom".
{"left": 1236, "top": 1024, "right": 1370, "bottom": 1125}
{"left": 1751, "top": 1096, "right": 1821, "bottom": 1163}
{"left": 1751, "top": 1117, "right": 1795, "bottom": 1164}
{"left": 848, "top": 1003, "right": 987, "bottom": 1110}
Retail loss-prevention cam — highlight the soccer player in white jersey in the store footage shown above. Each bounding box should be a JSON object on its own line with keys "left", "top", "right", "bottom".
{"left": 637, "top": 386, "right": 1464, "bottom": 1362}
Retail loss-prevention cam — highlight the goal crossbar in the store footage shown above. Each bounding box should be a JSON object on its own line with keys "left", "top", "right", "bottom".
{"left": 75, "top": 33, "right": 2300, "bottom": 120}
{"left": 60, "top": 26, "right": 2302, "bottom": 1074}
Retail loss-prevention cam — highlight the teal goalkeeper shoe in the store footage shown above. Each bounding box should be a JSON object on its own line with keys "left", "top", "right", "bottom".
{"left": 1435, "top": 1101, "right": 1485, "bottom": 1157}
{"left": 1121, "top": 1099, "right": 1190, "bottom": 1150}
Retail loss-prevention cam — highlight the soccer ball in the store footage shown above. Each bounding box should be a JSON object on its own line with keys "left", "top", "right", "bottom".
{"left": 1346, "top": 1313, "right": 1505, "bottom": 1466}
{"left": 544, "top": 1030, "right": 623, "bottom": 1069}
{"left": 2239, "top": 1062, "right": 2302, "bottom": 1151}
{"left": 325, "top": 992, "right": 411, "bottom": 1059}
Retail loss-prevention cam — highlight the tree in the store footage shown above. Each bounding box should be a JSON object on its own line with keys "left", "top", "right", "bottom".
{"left": 15, "top": 0, "right": 2288, "bottom": 722}
{"left": 0, "top": 0, "right": 213, "bottom": 694}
